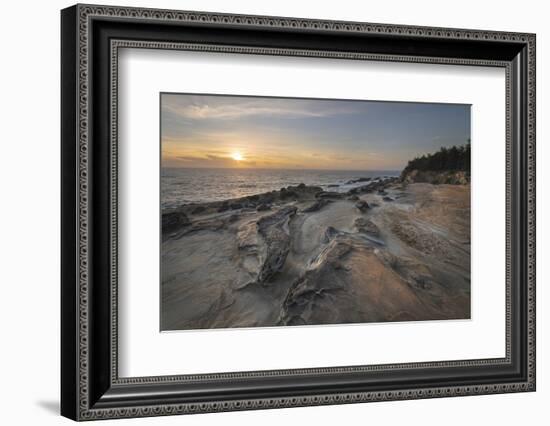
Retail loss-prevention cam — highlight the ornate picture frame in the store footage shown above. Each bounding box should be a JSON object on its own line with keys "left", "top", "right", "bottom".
{"left": 61, "top": 4, "right": 535, "bottom": 420}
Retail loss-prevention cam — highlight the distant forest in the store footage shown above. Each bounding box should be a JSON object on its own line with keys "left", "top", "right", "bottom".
{"left": 403, "top": 141, "right": 471, "bottom": 174}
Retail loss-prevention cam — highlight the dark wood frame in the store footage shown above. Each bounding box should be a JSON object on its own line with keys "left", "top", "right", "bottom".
{"left": 61, "top": 4, "right": 536, "bottom": 421}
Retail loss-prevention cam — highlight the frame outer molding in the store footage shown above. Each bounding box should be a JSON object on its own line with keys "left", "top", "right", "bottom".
{"left": 61, "top": 3, "right": 536, "bottom": 421}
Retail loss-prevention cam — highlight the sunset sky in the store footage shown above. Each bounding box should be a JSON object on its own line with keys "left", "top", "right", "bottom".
{"left": 161, "top": 93, "right": 470, "bottom": 171}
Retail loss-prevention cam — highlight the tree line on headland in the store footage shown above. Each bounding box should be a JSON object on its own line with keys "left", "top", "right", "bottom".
{"left": 402, "top": 141, "right": 471, "bottom": 175}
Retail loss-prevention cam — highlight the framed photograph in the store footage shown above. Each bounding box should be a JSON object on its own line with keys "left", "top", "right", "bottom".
{"left": 61, "top": 4, "right": 536, "bottom": 421}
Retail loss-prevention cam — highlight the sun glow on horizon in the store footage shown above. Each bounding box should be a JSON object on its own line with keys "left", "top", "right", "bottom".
{"left": 231, "top": 151, "right": 244, "bottom": 161}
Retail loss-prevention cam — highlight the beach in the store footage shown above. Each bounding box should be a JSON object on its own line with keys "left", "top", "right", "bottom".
{"left": 160, "top": 175, "right": 471, "bottom": 330}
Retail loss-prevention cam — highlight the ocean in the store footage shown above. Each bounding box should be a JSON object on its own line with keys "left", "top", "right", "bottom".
{"left": 161, "top": 168, "right": 400, "bottom": 209}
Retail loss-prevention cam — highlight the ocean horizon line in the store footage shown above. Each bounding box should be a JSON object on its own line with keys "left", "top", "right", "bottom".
{"left": 162, "top": 166, "right": 402, "bottom": 173}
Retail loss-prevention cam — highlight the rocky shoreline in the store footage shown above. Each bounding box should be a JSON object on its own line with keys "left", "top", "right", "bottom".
{"left": 161, "top": 175, "right": 471, "bottom": 330}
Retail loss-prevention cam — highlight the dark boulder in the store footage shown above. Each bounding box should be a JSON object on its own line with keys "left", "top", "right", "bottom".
{"left": 346, "top": 177, "right": 371, "bottom": 185}
{"left": 280, "top": 189, "right": 298, "bottom": 200}
{"left": 191, "top": 205, "right": 206, "bottom": 215}
{"left": 316, "top": 191, "right": 345, "bottom": 200}
{"left": 322, "top": 226, "right": 341, "bottom": 243}
{"left": 256, "top": 203, "right": 272, "bottom": 211}
{"left": 355, "top": 200, "right": 370, "bottom": 212}
{"left": 302, "top": 199, "right": 331, "bottom": 213}
{"left": 162, "top": 211, "right": 190, "bottom": 234}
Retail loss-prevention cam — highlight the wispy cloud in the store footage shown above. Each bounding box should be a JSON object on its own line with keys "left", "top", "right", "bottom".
{"left": 175, "top": 155, "right": 200, "bottom": 162}
{"left": 162, "top": 95, "right": 360, "bottom": 121}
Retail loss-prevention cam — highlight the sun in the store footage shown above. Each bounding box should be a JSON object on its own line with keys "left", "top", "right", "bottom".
{"left": 231, "top": 151, "right": 244, "bottom": 161}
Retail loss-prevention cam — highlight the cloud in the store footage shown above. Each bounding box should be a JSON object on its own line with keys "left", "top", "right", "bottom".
{"left": 173, "top": 152, "right": 230, "bottom": 162}
{"left": 206, "top": 154, "right": 226, "bottom": 161}
{"left": 175, "top": 155, "right": 202, "bottom": 162}
{"left": 165, "top": 152, "right": 260, "bottom": 169}
{"left": 162, "top": 95, "right": 361, "bottom": 121}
